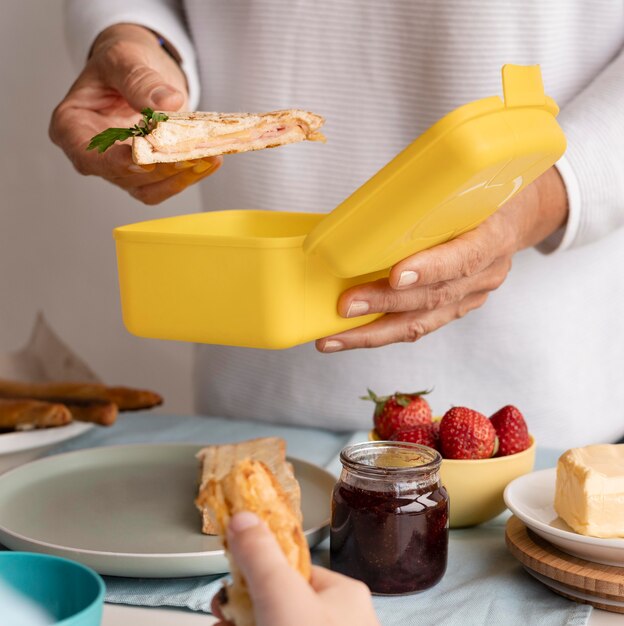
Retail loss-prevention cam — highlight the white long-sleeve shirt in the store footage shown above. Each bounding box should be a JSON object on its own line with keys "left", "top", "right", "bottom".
{"left": 66, "top": 0, "right": 624, "bottom": 447}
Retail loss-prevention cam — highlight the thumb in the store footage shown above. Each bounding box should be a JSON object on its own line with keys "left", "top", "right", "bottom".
{"left": 227, "top": 512, "right": 308, "bottom": 601}
{"left": 98, "top": 51, "right": 185, "bottom": 112}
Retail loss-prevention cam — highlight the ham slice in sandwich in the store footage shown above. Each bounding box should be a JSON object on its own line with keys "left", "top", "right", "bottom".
{"left": 133, "top": 109, "right": 325, "bottom": 164}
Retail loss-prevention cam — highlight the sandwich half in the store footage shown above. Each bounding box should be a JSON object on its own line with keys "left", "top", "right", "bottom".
{"left": 198, "top": 458, "right": 311, "bottom": 626}
{"left": 195, "top": 437, "right": 301, "bottom": 534}
{"left": 132, "top": 109, "right": 325, "bottom": 164}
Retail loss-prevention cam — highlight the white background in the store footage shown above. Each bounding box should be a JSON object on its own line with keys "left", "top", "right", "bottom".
{"left": 0, "top": 0, "right": 198, "bottom": 413}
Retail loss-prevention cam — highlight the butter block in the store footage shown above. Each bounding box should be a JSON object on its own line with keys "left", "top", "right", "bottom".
{"left": 554, "top": 444, "right": 624, "bottom": 538}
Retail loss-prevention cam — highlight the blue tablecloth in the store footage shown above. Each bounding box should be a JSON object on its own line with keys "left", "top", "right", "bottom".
{"left": 13, "top": 413, "right": 594, "bottom": 625}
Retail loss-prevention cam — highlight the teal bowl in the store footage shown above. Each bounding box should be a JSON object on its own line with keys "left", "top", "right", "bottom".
{"left": 0, "top": 552, "right": 105, "bottom": 625}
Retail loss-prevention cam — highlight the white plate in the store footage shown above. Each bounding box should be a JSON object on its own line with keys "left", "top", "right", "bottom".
{"left": 504, "top": 468, "right": 624, "bottom": 566}
{"left": 0, "top": 443, "right": 334, "bottom": 577}
{"left": 0, "top": 422, "right": 93, "bottom": 474}
{"left": 525, "top": 567, "right": 624, "bottom": 610}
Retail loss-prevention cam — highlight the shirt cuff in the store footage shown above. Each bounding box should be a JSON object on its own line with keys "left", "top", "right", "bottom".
{"left": 64, "top": 0, "right": 200, "bottom": 109}
{"left": 535, "top": 155, "right": 582, "bottom": 254}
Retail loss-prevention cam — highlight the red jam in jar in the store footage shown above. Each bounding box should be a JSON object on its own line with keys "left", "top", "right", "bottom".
{"left": 330, "top": 441, "right": 449, "bottom": 595}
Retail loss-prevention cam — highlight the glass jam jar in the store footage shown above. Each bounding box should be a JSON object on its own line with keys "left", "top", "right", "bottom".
{"left": 330, "top": 441, "right": 449, "bottom": 595}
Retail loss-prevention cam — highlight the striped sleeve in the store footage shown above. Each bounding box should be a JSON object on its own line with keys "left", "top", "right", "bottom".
{"left": 63, "top": 0, "right": 200, "bottom": 108}
{"left": 545, "top": 47, "right": 624, "bottom": 253}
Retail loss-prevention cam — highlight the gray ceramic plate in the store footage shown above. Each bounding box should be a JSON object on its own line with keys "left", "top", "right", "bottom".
{"left": 0, "top": 443, "right": 334, "bottom": 577}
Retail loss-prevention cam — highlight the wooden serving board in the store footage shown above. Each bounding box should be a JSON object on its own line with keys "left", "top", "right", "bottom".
{"left": 505, "top": 515, "right": 624, "bottom": 613}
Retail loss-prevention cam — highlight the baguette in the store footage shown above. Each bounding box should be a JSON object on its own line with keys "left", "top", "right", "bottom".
{"left": 199, "top": 459, "right": 311, "bottom": 626}
{"left": 63, "top": 401, "right": 118, "bottom": 426}
{"left": 0, "top": 379, "right": 162, "bottom": 412}
{"left": 195, "top": 437, "right": 301, "bottom": 534}
{"left": 0, "top": 398, "right": 72, "bottom": 431}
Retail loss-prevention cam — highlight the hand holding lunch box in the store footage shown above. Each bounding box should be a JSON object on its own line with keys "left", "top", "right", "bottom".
{"left": 113, "top": 65, "right": 566, "bottom": 350}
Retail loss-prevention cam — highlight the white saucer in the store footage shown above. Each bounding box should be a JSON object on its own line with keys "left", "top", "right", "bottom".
{"left": 504, "top": 468, "right": 624, "bottom": 567}
{"left": 525, "top": 567, "right": 624, "bottom": 610}
{"left": 0, "top": 422, "right": 93, "bottom": 474}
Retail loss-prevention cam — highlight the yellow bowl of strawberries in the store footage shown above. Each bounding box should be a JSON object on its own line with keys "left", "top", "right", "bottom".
{"left": 365, "top": 390, "right": 536, "bottom": 528}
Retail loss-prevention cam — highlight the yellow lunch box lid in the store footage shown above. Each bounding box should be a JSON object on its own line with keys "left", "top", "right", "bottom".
{"left": 303, "top": 64, "right": 567, "bottom": 278}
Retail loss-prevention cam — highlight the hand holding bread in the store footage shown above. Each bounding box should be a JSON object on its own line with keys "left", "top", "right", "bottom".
{"left": 211, "top": 508, "right": 380, "bottom": 626}
{"left": 49, "top": 23, "right": 221, "bottom": 206}
{"left": 198, "top": 458, "right": 310, "bottom": 626}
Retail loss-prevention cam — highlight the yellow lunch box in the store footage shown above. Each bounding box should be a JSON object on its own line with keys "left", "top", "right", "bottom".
{"left": 114, "top": 65, "right": 566, "bottom": 349}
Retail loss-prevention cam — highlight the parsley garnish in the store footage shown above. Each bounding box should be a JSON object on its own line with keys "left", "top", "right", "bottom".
{"left": 86, "top": 108, "right": 169, "bottom": 153}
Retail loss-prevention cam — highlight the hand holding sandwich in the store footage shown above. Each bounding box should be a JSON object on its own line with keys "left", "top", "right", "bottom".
{"left": 317, "top": 166, "right": 569, "bottom": 351}
{"left": 212, "top": 512, "right": 379, "bottom": 626}
{"left": 49, "top": 23, "right": 220, "bottom": 205}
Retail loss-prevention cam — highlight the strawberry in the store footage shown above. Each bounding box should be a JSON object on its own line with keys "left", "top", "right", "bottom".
{"left": 490, "top": 405, "right": 530, "bottom": 456}
{"left": 363, "top": 388, "right": 432, "bottom": 439}
{"left": 390, "top": 424, "right": 438, "bottom": 449}
{"left": 431, "top": 419, "right": 441, "bottom": 437}
{"left": 439, "top": 407, "right": 496, "bottom": 459}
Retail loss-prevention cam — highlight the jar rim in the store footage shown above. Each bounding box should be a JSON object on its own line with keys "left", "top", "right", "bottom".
{"left": 339, "top": 441, "right": 442, "bottom": 477}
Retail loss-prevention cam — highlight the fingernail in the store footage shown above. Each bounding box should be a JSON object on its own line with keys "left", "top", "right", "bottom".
{"left": 346, "top": 300, "right": 369, "bottom": 318}
{"left": 193, "top": 160, "right": 214, "bottom": 174}
{"left": 151, "top": 86, "right": 177, "bottom": 107}
{"left": 229, "top": 511, "right": 260, "bottom": 534}
{"left": 128, "top": 164, "right": 155, "bottom": 173}
{"left": 322, "top": 339, "right": 344, "bottom": 353}
{"left": 397, "top": 270, "right": 419, "bottom": 288}
{"left": 174, "top": 160, "right": 195, "bottom": 169}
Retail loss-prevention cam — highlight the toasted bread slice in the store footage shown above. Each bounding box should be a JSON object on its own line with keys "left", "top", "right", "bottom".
{"left": 132, "top": 109, "right": 325, "bottom": 164}
{"left": 196, "top": 437, "right": 301, "bottom": 534}
{"left": 199, "top": 459, "right": 311, "bottom": 626}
